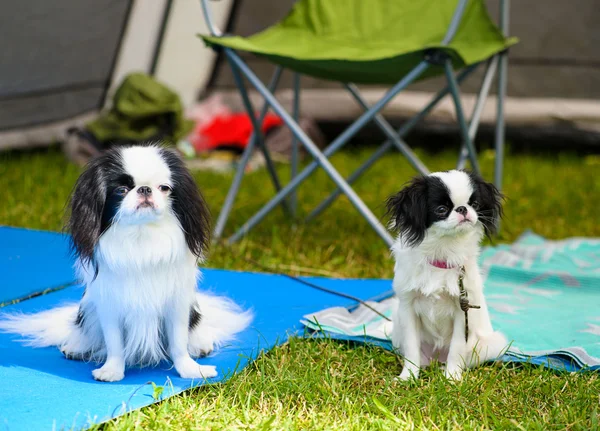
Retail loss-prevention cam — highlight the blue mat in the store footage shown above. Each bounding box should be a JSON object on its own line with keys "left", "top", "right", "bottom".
{"left": 0, "top": 227, "right": 76, "bottom": 303}
{"left": 3, "top": 227, "right": 598, "bottom": 429}
{"left": 0, "top": 227, "right": 390, "bottom": 430}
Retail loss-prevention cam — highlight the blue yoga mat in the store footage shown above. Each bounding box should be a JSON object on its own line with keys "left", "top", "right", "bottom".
{"left": 0, "top": 225, "right": 390, "bottom": 430}
{"left": 0, "top": 226, "right": 76, "bottom": 303}
{"left": 4, "top": 227, "right": 597, "bottom": 430}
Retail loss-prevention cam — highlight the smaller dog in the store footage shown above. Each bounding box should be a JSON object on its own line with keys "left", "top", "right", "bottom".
{"left": 386, "top": 170, "right": 507, "bottom": 380}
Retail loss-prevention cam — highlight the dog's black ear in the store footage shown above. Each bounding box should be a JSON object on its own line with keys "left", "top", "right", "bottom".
{"left": 67, "top": 156, "right": 107, "bottom": 263}
{"left": 468, "top": 172, "right": 504, "bottom": 237}
{"left": 160, "top": 148, "right": 211, "bottom": 258}
{"left": 386, "top": 176, "right": 429, "bottom": 247}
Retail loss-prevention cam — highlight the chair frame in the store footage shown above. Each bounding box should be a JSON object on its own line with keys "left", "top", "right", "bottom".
{"left": 200, "top": 0, "right": 510, "bottom": 246}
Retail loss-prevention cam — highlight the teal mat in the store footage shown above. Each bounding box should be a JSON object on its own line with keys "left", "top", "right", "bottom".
{"left": 303, "top": 232, "right": 600, "bottom": 371}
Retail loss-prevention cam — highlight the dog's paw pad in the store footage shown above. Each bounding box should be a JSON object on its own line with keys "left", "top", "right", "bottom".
{"left": 176, "top": 358, "right": 218, "bottom": 379}
{"left": 444, "top": 368, "right": 463, "bottom": 381}
{"left": 92, "top": 366, "right": 125, "bottom": 382}
{"left": 198, "top": 365, "right": 218, "bottom": 378}
{"left": 396, "top": 369, "right": 418, "bottom": 381}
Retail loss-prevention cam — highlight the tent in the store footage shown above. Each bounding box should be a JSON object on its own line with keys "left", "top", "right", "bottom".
{"left": 2, "top": 0, "right": 599, "bottom": 152}
{"left": 0, "top": 0, "right": 234, "bottom": 151}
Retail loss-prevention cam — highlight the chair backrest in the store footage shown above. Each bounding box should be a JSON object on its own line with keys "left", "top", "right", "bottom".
{"left": 199, "top": 0, "right": 508, "bottom": 43}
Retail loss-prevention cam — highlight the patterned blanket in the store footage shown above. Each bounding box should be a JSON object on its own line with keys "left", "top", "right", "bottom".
{"left": 302, "top": 232, "right": 600, "bottom": 371}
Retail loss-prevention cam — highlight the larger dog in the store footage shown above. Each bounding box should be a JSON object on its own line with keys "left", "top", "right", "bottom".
{"left": 0, "top": 144, "right": 252, "bottom": 382}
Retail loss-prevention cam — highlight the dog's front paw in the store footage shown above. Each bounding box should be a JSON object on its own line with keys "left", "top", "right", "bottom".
{"left": 396, "top": 367, "right": 419, "bottom": 381}
{"left": 444, "top": 366, "right": 463, "bottom": 381}
{"left": 92, "top": 365, "right": 125, "bottom": 382}
{"left": 175, "top": 357, "right": 218, "bottom": 379}
{"left": 198, "top": 365, "right": 218, "bottom": 378}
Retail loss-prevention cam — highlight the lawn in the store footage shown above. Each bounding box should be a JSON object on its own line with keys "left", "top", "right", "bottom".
{"left": 1, "top": 145, "right": 599, "bottom": 430}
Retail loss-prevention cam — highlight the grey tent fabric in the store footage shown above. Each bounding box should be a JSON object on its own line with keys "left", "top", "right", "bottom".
{"left": 0, "top": 0, "right": 133, "bottom": 131}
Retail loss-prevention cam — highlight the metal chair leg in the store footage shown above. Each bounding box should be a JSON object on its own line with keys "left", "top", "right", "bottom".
{"left": 444, "top": 59, "right": 481, "bottom": 175}
{"left": 495, "top": 53, "right": 508, "bottom": 192}
{"left": 495, "top": 0, "right": 510, "bottom": 191}
{"left": 225, "top": 53, "right": 291, "bottom": 215}
{"left": 213, "top": 67, "right": 284, "bottom": 239}
{"left": 225, "top": 49, "right": 430, "bottom": 246}
{"left": 457, "top": 56, "right": 498, "bottom": 169}
{"left": 306, "top": 64, "right": 478, "bottom": 221}
{"left": 345, "top": 83, "right": 429, "bottom": 176}
{"left": 290, "top": 73, "right": 300, "bottom": 216}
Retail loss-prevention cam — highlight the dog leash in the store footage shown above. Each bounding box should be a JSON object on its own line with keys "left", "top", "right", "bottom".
{"left": 228, "top": 249, "right": 392, "bottom": 322}
{"left": 458, "top": 266, "right": 480, "bottom": 342}
{"left": 430, "top": 260, "right": 481, "bottom": 341}
{"left": 231, "top": 250, "right": 482, "bottom": 333}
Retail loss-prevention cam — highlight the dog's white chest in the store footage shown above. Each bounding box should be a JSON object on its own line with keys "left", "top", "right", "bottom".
{"left": 412, "top": 290, "right": 458, "bottom": 346}
{"left": 95, "top": 262, "right": 197, "bottom": 309}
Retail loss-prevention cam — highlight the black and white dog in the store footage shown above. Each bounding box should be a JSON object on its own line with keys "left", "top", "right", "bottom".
{"left": 0, "top": 144, "right": 252, "bottom": 382}
{"left": 387, "top": 170, "right": 508, "bottom": 380}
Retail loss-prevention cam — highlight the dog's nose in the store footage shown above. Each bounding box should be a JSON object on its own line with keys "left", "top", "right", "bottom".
{"left": 455, "top": 206, "right": 467, "bottom": 216}
{"left": 137, "top": 186, "right": 152, "bottom": 196}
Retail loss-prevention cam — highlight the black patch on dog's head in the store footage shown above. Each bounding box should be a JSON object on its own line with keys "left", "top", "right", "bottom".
{"left": 101, "top": 173, "right": 135, "bottom": 231}
{"left": 66, "top": 144, "right": 212, "bottom": 265}
{"left": 66, "top": 149, "right": 127, "bottom": 264}
{"left": 159, "top": 148, "right": 211, "bottom": 258}
{"left": 467, "top": 172, "right": 504, "bottom": 238}
{"left": 386, "top": 175, "right": 453, "bottom": 247}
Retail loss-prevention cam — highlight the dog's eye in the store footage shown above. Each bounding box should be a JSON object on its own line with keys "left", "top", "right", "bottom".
{"left": 159, "top": 185, "right": 172, "bottom": 193}
{"left": 435, "top": 205, "right": 448, "bottom": 215}
{"left": 471, "top": 200, "right": 480, "bottom": 210}
{"left": 114, "top": 186, "right": 129, "bottom": 196}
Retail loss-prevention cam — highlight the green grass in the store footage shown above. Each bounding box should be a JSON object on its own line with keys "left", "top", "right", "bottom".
{"left": 1, "top": 146, "right": 599, "bottom": 430}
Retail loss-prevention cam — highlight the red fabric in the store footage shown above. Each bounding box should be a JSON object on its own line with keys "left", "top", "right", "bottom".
{"left": 189, "top": 113, "right": 283, "bottom": 153}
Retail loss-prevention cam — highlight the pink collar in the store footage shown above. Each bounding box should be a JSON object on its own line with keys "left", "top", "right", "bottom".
{"left": 429, "top": 260, "right": 458, "bottom": 269}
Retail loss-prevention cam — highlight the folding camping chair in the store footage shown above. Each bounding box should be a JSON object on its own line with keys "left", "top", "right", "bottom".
{"left": 199, "top": 0, "right": 517, "bottom": 247}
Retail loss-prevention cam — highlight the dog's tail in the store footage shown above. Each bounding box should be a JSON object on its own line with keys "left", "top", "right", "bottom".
{"left": 189, "top": 292, "right": 253, "bottom": 356}
{"left": 466, "top": 330, "right": 509, "bottom": 367}
{"left": 2, "top": 294, "right": 253, "bottom": 358}
{"left": 0, "top": 304, "right": 79, "bottom": 348}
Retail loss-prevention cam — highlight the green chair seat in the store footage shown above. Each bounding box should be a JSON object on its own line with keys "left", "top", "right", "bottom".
{"left": 200, "top": 0, "right": 517, "bottom": 85}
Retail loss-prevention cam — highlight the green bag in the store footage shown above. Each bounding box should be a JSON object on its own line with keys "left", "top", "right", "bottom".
{"left": 86, "top": 73, "right": 194, "bottom": 147}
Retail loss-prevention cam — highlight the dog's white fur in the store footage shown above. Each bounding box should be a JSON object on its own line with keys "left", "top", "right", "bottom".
{"left": 0, "top": 146, "right": 252, "bottom": 382}
{"left": 390, "top": 171, "right": 507, "bottom": 381}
